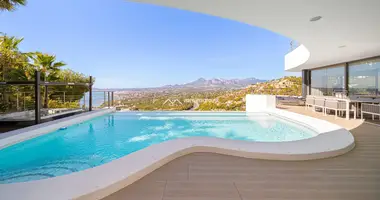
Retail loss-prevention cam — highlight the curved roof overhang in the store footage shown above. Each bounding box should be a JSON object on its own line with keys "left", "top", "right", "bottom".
{"left": 132, "top": 0, "right": 380, "bottom": 72}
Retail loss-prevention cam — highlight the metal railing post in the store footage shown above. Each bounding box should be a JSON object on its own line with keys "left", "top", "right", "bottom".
{"left": 108, "top": 91, "right": 110, "bottom": 108}
{"left": 44, "top": 85, "right": 48, "bottom": 108}
{"left": 89, "top": 76, "right": 93, "bottom": 111}
{"left": 83, "top": 92, "right": 86, "bottom": 109}
{"left": 104, "top": 92, "right": 106, "bottom": 107}
{"left": 34, "top": 71, "right": 41, "bottom": 124}
{"left": 111, "top": 91, "right": 114, "bottom": 106}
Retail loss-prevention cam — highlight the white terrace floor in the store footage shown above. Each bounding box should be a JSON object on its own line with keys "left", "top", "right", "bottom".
{"left": 103, "top": 106, "right": 380, "bottom": 200}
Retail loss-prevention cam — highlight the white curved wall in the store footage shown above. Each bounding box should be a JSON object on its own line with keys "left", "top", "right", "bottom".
{"left": 285, "top": 45, "right": 310, "bottom": 71}
{"left": 132, "top": 0, "right": 380, "bottom": 71}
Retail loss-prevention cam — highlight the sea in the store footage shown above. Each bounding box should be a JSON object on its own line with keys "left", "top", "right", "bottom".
{"left": 80, "top": 91, "right": 121, "bottom": 108}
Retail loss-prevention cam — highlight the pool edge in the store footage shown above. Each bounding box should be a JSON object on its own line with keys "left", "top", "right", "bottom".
{"left": 0, "top": 108, "right": 355, "bottom": 200}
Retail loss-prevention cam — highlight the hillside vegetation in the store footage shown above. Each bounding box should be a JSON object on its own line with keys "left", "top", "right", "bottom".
{"left": 116, "top": 76, "right": 301, "bottom": 111}
{"left": 116, "top": 90, "right": 227, "bottom": 111}
{"left": 196, "top": 76, "right": 302, "bottom": 111}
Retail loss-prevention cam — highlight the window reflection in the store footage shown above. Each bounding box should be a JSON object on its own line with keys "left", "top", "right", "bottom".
{"left": 311, "top": 65, "right": 344, "bottom": 96}
{"left": 349, "top": 58, "right": 380, "bottom": 96}
{"left": 327, "top": 67, "right": 345, "bottom": 95}
{"left": 311, "top": 69, "right": 326, "bottom": 96}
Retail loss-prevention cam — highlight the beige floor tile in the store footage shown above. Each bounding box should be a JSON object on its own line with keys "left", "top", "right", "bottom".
{"left": 163, "top": 181, "right": 241, "bottom": 200}
{"left": 103, "top": 181, "right": 166, "bottom": 200}
{"left": 237, "top": 187, "right": 380, "bottom": 200}
{"left": 102, "top": 106, "right": 380, "bottom": 200}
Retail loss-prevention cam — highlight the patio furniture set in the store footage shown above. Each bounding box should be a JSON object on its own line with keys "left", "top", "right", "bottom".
{"left": 305, "top": 95, "right": 380, "bottom": 120}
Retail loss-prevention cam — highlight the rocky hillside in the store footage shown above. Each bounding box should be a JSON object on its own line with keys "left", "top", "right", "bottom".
{"left": 196, "top": 76, "right": 302, "bottom": 111}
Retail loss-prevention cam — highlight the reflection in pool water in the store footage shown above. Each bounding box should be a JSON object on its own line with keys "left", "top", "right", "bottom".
{"left": 0, "top": 112, "right": 315, "bottom": 184}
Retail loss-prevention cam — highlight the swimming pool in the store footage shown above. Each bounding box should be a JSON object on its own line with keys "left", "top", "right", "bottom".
{"left": 0, "top": 112, "right": 316, "bottom": 184}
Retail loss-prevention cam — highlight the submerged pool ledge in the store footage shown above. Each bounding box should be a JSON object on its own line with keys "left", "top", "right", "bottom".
{"left": 0, "top": 108, "right": 355, "bottom": 200}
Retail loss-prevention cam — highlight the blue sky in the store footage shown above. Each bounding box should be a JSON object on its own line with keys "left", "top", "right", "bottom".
{"left": 0, "top": 0, "right": 296, "bottom": 88}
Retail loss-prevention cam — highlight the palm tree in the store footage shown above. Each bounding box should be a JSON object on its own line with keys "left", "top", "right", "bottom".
{"left": 29, "top": 52, "right": 66, "bottom": 81}
{"left": 29, "top": 52, "right": 66, "bottom": 108}
{"left": 0, "top": 33, "right": 30, "bottom": 111}
{"left": 0, "top": 0, "right": 26, "bottom": 11}
{"left": 0, "top": 34, "right": 23, "bottom": 50}
{"left": 0, "top": 33, "right": 25, "bottom": 80}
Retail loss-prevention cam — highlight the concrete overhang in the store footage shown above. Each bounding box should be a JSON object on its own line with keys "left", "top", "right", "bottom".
{"left": 131, "top": 0, "right": 380, "bottom": 72}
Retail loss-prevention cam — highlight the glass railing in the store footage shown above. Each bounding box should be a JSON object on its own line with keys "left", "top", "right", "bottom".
{"left": 289, "top": 40, "right": 301, "bottom": 52}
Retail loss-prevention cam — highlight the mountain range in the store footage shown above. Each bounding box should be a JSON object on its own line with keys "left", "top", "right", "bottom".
{"left": 162, "top": 77, "right": 266, "bottom": 89}
{"left": 94, "top": 77, "right": 266, "bottom": 92}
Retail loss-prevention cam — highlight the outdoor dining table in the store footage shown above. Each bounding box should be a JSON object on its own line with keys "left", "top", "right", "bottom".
{"left": 341, "top": 98, "right": 380, "bottom": 120}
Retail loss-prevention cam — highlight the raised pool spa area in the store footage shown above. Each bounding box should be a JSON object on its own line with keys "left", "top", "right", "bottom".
{"left": 0, "top": 112, "right": 316, "bottom": 184}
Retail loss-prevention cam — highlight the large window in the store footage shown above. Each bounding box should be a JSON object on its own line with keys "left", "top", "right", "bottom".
{"left": 311, "top": 65, "right": 345, "bottom": 96}
{"left": 349, "top": 58, "right": 380, "bottom": 96}
{"left": 311, "top": 68, "right": 326, "bottom": 96}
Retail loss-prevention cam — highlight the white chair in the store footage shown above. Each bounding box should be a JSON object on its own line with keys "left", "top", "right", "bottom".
{"left": 305, "top": 96, "right": 314, "bottom": 110}
{"left": 313, "top": 98, "right": 325, "bottom": 115}
{"left": 361, "top": 103, "right": 380, "bottom": 120}
{"left": 325, "top": 100, "right": 350, "bottom": 119}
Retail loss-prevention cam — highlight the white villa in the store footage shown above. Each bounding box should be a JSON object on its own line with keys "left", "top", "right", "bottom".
{"left": 0, "top": 1, "right": 380, "bottom": 200}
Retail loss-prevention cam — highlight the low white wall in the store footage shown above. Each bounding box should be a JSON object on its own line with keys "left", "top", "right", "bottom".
{"left": 246, "top": 94, "right": 277, "bottom": 112}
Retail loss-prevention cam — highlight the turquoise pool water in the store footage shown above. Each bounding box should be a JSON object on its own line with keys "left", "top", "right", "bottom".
{"left": 0, "top": 112, "right": 315, "bottom": 184}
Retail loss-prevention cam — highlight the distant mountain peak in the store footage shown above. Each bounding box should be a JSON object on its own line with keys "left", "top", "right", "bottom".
{"left": 162, "top": 77, "right": 266, "bottom": 90}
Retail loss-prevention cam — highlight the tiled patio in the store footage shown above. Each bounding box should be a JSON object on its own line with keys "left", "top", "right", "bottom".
{"left": 103, "top": 106, "right": 380, "bottom": 200}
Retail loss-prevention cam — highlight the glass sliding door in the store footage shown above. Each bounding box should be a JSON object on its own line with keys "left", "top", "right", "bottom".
{"left": 349, "top": 58, "right": 380, "bottom": 96}
{"left": 326, "top": 66, "right": 345, "bottom": 96}
{"left": 311, "top": 69, "right": 326, "bottom": 96}
{"left": 311, "top": 65, "right": 345, "bottom": 96}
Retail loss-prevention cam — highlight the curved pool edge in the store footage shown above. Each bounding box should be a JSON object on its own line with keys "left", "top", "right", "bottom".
{"left": 0, "top": 108, "right": 355, "bottom": 200}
